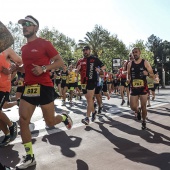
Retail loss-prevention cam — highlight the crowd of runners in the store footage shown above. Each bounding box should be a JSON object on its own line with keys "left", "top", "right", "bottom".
{"left": 0, "top": 15, "right": 160, "bottom": 169}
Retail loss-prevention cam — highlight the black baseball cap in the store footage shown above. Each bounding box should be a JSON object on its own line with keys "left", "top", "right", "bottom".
{"left": 82, "top": 45, "right": 91, "bottom": 51}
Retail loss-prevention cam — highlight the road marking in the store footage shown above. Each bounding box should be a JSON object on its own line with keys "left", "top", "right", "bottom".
{"left": 9, "top": 101, "right": 169, "bottom": 145}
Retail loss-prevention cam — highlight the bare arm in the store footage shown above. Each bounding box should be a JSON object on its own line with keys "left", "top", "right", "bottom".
{"left": 49, "top": 54, "right": 64, "bottom": 70}
{"left": 127, "top": 62, "right": 132, "bottom": 84}
{"left": 6, "top": 47, "right": 22, "bottom": 65}
{"left": 101, "top": 65, "right": 106, "bottom": 71}
{"left": 11, "top": 71, "right": 17, "bottom": 80}
{"left": 122, "top": 62, "right": 128, "bottom": 74}
{"left": 32, "top": 54, "right": 64, "bottom": 76}
{"left": 143, "top": 60, "right": 154, "bottom": 79}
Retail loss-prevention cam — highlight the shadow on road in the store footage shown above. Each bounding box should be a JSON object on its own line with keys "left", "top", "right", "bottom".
{"left": 76, "top": 159, "right": 89, "bottom": 170}
{"left": 0, "top": 145, "right": 19, "bottom": 169}
{"left": 42, "top": 131, "right": 82, "bottom": 158}
{"left": 87, "top": 122, "right": 170, "bottom": 170}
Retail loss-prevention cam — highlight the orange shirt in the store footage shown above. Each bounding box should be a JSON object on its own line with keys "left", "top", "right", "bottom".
{"left": 0, "top": 52, "right": 11, "bottom": 92}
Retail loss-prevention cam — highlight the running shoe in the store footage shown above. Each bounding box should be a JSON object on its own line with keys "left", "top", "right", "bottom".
{"left": 137, "top": 108, "right": 141, "bottom": 121}
{"left": 98, "top": 107, "right": 102, "bottom": 114}
{"left": 67, "top": 94, "right": 70, "bottom": 101}
{"left": 81, "top": 117, "right": 89, "bottom": 125}
{"left": 94, "top": 102, "right": 97, "bottom": 109}
{"left": 147, "top": 104, "right": 151, "bottom": 107}
{"left": 69, "top": 101, "right": 73, "bottom": 105}
{"left": 0, "top": 135, "right": 11, "bottom": 147}
{"left": 91, "top": 111, "right": 97, "bottom": 122}
{"left": 121, "top": 100, "right": 125, "bottom": 106}
{"left": 9, "top": 122, "right": 18, "bottom": 141}
{"left": 16, "top": 154, "right": 36, "bottom": 169}
{"left": 17, "top": 99, "right": 20, "bottom": 106}
{"left": 142, "top": 121, "right": 147, "bottom": 130}
{"left": 61, "top": 100, "right": 65, "bottom": 106}
{"left": 62, "top": 113, "right": 73, "bottom": 130}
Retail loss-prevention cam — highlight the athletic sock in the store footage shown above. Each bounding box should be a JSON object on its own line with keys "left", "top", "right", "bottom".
{"left": 62, "top": 115, "right": 67, "bottom": 121}
{"left": 24, "top": 142, "right": 33, "bottom": 157}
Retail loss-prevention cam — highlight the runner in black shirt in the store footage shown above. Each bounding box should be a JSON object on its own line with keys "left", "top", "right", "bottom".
{"left": 60, "top": 64, "right": 69, "bottom": 105}
{"left": 127, "top": 47, "right": 154, "bottom": 130}
{"left": 76, "top": 46, "right": 106, "bottom": 125}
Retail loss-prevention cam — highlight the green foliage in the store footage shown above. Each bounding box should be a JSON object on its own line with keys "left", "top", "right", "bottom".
{"left": 78, "top": 25, "right": 129, "bottom": 71}
{"left": 6, "top": 22, "right": 26, "bottom": 55}
{"left": 39, "top": 27, "right": 76, "bottom": 64}
{"left": 130, "top": 40, "right": 154, "bottom": 65}
{"left": 6, "top": 21, "right": 170, "bottom": 74}
{"left": 146, "top": 34, "right": 170, "bottom": 66}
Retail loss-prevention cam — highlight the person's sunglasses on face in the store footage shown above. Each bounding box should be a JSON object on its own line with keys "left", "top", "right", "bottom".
{"left": 22, "top": 21, "right": 35, "bottom": 27}
{"left": 82, "top": 49, "right": 89, "bottom": 52}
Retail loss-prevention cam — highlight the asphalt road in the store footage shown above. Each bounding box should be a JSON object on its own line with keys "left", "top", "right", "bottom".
{"left": 0, "top": 89, "right": 170, "bottom": 170}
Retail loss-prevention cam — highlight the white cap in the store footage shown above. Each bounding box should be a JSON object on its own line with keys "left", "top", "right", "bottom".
{"left": 18, "top": 16, "right": 38, "bottom": 26}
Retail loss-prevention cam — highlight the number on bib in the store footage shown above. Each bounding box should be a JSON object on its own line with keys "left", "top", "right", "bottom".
{"left": 81, "top": 84, "right": 87, "bottom": 90}
{"left": 148, "top": 83, "right": 154, "bottom": 88}
{"left": 23, "top": 84, "right": 40, "bottom": 97}
{"left": 132, "top": 79, "right": 144, "bottom": 88}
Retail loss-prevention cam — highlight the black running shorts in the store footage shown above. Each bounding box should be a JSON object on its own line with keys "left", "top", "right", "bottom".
{"left": 82, "top": 82, "right": 97, "bottom": 94}
{"left": 130, "top": 88, "right": 148, "bottom": 96}
{"left": 0, "top": 91, "right": 10, "bottom": 110}
{"left": 21, "top": 85, "right": 55, "bottom": 106}
{"left": 16, "top": 86, "right": 24, "bottom": 93}
{"left": 95, "top": 86, "right": 102, "bottom": 94}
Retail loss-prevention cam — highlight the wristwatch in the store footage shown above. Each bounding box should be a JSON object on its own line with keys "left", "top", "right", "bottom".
{"left": 42, "top": 65, "right": 47, "bottom": 73}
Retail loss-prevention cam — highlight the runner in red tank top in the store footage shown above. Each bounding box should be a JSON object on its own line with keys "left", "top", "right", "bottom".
{"left": 119, "top": 60, "right": 128, "bottom": 106}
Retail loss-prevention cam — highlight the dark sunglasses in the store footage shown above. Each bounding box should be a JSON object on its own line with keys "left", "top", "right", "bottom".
{"left": 82, "top": 49, "right": 89, "bottom": 52}
{"left": 22, "top": 21, "right": 35, "bottom": 27}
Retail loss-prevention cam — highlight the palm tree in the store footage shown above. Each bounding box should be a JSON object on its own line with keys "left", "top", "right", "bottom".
{"left": 78, "top": 25, "right": 111, "bottom": 56}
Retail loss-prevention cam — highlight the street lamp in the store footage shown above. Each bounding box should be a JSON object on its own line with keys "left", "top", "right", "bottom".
{"left": 157, "top": 56, "right": 170, "bottom": 88}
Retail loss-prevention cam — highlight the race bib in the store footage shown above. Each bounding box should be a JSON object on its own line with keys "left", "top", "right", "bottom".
{"left": 148, "top": 83, "right": 154, "bottom": 88}
{"left": 23, "top": 84, "right": 40, "bottom": 97}
{"left": 132, "top": 79, "right": 144, "bottom": 88}
{"left": 62, "top": 76, "right": 66, "bottom": 80}
{"left": 81, "top": 84, "right": 87, "bottom": 90}
{"left": 56, "top": 76, "right": 60, "bottom": 80}
{"left": 18, "top": 80, "right": 24, "bottom": 86}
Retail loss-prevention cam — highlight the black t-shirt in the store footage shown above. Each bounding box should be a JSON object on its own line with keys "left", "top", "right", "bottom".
{"left": 77, "top": 55, "right": 104, "bottom": 84}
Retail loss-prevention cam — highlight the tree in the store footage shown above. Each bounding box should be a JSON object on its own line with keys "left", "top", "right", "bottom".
{"left": 6, "top": 22, "right": 26, "bottom": 54}
{"left": 78, "top": 25, "right": 128, "bottom": 71}
{"left": 130, "top": 40, "right": 154, "bottom": 65}
{"left": 39, "top": 27, "right": 76, "bottom": 65}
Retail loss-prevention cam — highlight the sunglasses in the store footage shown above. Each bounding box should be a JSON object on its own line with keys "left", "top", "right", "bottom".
{"left": 82, "top": 49, "right": 89, "bottom": 52}
{"left": 22, "top": 21, "right": 35, "bottom": 27}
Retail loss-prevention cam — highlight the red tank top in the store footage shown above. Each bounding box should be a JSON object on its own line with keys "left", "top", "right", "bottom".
{"left": 0, "top": 52, "right": 11, "bottom": 92}
{"left": 119, "top": 67, "right": 126, "bottom": 79}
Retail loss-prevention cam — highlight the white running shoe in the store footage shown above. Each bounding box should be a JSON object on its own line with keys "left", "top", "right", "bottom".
{"left": 16, "top": 154, "right": 36, "bottom": 169}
